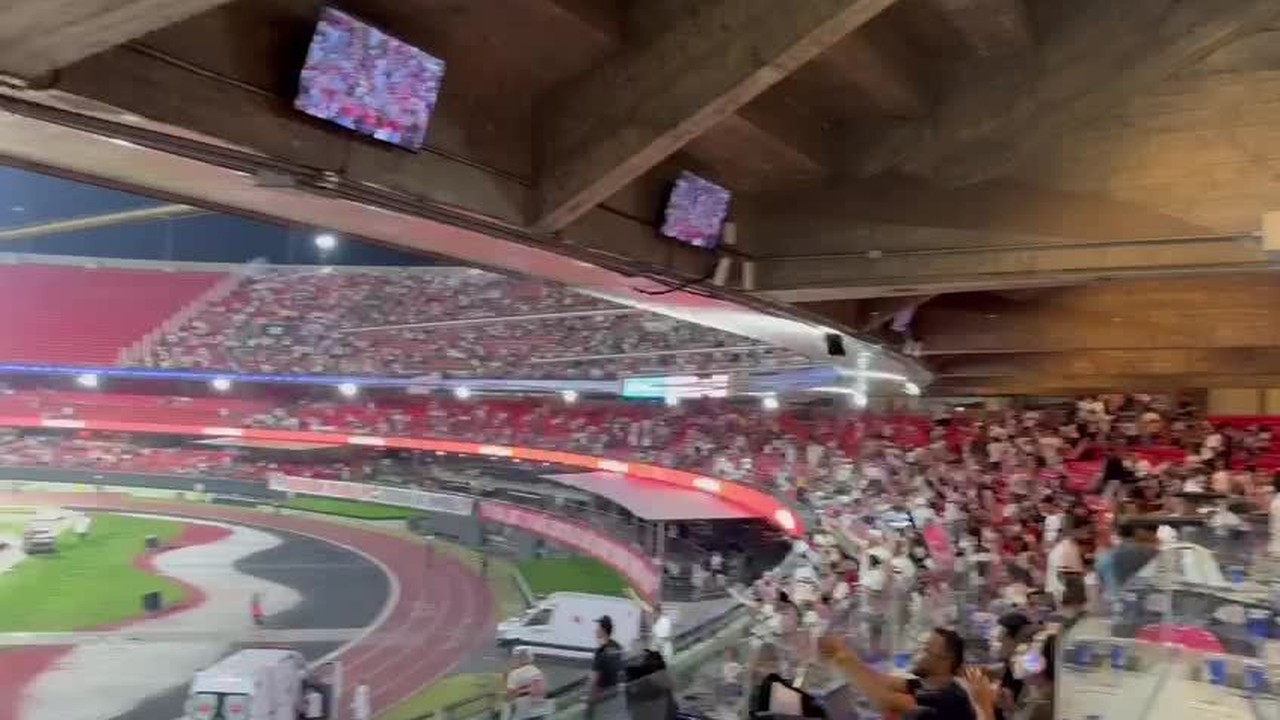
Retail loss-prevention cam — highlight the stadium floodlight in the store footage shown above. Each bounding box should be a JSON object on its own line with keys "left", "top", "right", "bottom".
{"left": 337, "top": 382, "right": 359, "bottom": 398}
{"left": 561, "top": 389, "right": 579, "bottom": 404}
{"left": 313, "top": 232, "right": 338, "bottom": 253}
{"left": 75, "top": 373, "right": 99, "bottom": 389}
{"left": 211, "top": 377, "right": 233, "bottom": 392}
{"left": 454, "top": 386, "right": 472, "bottom": 400}
{"left": 761, "top": 394, "right": 780, "bottom": 411}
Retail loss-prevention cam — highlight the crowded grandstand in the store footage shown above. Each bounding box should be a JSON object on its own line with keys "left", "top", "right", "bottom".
{"left": 0, "top": 259, "right": 814, "bottom": 380}
{"left": 2, "top": 379, "right": 1275, "bottom": 719}
{"left": 0, "top": 184, "right": 1273, "bottom": 720}
{"left": 5, "top": 3, "right": 1280, "bottom": 720}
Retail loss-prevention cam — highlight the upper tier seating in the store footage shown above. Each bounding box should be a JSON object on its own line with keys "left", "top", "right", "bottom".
{"left": 141, "top": 267, "right": 811, "bottom": 379}
{"left": 0, "top": 264, "right": 224, "bottom": 365}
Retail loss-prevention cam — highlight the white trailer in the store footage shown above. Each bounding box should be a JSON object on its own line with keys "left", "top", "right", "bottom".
{"left": 497, "top": 592, "right": 643, "bottom": 660}
{"left": 184, "top": 648, "right": 307, "bottom": 720}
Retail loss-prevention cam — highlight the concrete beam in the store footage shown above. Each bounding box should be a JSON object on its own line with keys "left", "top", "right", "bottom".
{"left": 926, "top": 0, "right": 1033, "bottom": 56}
{"left": 817, "top": 29, "right": 932, "bottom": 118}
{"left": 934, "top": 349, "right": 1280, "bottom": 379}
{"left": 51, "top": 46, "right": 528, "bottom": 224}
{"left": 913, "top": 276, "right": 1280, "bottom": 353}
{"left": 750, "top": 226, "right": 1272, "bottom": 302}
{"left": 0, "top": 0, "right": 235, "bottom": 82}
{"left": 682, "top": 113, "right": 828, "bottom": 190}
{"left": 36, "top": 45, "right": 715, "bottom": 281}
{"left": 929, "top": 375, "right": 1280, "bottom": 396}
{"left": 851, "top": 0, "right": 1280, "bottom": 184}
{"left": 538, "top": 0, "right": 623, "bottom": 43}
{"left": 1012, "top": 68, "right": 1280, "bottom": 234}
{"left": 532, "top": 0, "right": 899, "bottom": 231}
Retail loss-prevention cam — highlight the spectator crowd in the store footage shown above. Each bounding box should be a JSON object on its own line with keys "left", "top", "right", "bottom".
{"left": 2, "top": 386, "right": 1279, "bottom": 720}
{"left": 138, "top": 267, "right": 811, "bottom": 379}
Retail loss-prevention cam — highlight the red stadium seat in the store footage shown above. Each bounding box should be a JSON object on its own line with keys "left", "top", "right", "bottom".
{"left": 0, "top": 264, "right": 225, "bottom": 365}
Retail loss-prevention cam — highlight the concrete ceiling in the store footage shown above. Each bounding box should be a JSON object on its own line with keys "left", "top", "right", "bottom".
{"left": 0, "top": 0, "right": 1278, "bottom": 395}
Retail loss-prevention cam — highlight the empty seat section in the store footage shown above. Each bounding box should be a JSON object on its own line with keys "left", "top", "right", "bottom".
{"left": 0, "top": 264, "right": 225, "bottom": 365}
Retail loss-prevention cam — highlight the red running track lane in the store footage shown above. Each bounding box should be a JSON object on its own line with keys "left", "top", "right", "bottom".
{"left": 0, "top": 647, "right": 66, "bottom": 720}
{"left": 0, "top": 492, "right": 494, "bottom": 715}
{"left": 0, "top": 518, "right": 230, "bottom": 720}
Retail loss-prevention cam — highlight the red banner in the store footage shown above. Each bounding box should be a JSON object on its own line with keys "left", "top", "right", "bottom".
{"left": 478, "top": 501, "right": 661, "bottom": 601}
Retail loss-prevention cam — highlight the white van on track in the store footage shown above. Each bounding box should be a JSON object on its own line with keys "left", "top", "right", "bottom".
{"left": 497, "top": 592, "right": 643, "bottom": 660}
{"left": 184, "top": 648, "right": 306, "bottom": 720}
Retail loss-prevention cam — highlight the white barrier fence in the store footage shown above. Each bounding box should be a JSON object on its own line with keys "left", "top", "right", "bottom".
{"left": 266, "top": 474, "right": 476, "bottom": 516}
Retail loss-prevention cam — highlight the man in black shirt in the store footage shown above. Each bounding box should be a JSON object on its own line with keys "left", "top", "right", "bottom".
{"left": 821, "top": 628, "right": 976, "bottom": 720}
{"left": 588, "top": 616, "right": 625, "bottom": 719}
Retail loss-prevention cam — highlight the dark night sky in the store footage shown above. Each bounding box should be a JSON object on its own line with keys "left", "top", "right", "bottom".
{"left": 0, "top": 166, "right": 433, "bottom": 266}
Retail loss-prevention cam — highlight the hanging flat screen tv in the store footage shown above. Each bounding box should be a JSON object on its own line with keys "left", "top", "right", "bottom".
{"left": 294, "top": 7, "right": 446, "bottom": 151}
{"left": 659, "top": 171, "right": 732, "bottom": 249}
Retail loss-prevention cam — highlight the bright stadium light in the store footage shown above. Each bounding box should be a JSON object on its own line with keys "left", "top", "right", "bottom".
{"left": 75, "top": 373, "right": 99, "bottom": 389}
{"left": 903, "top": 381, "right": 921, "bottom": 397}
{"left": 313, "top": 232, "right": 338, "bottom": 253}
{"left": 337, "top": 382, "right": 359, "bottom": 398}
{"left": 761, "top": 394, "right": 780, "bottom": 411}
{"left": 561, "top": 389, "right": 579, "bottom": 404}
{"left": 210, "top": 377, "right": 233, "bottom": 392}
{"left": 454, "top": 386, "right": 472, "bottom": 400}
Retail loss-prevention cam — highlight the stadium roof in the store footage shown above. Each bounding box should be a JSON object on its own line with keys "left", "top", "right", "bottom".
{"left": 5, "top": 1, "right": 1275, "bottom": 393}
{"left": 542, "top": 470, "right": 758, "bottom": 522}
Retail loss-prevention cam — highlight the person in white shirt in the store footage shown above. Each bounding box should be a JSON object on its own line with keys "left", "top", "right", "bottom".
{"left": 351, "top": 681, "right": 372, "bottom": 720}
{"left": 73, "top": 513, "right": 91, "bottom": 540}
{"left": 1202, "top": 426, "right": 1225, "bottom": 461}
{"left": 506, "top": 648, "right": 550, "bottom": 720}
{"left": 1045, "top": 526, "right": 1085, "bottom": 605}
{"left": 651, "top": 606, "right": 674, "bottom": 661}
{"left": 1042, "top": 511, "right": 1063, "bottom": 547}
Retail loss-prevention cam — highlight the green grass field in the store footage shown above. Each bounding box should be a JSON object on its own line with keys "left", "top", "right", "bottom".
{"left": 0, "top": 513, "right": 188, "bottom": 632}
{"left": 283, "top": 496, "right": 419, "bottom": 521}
{"left": 379, "top": 673, "right": 501, "bottom": 720}
{"left": 517, "top": 556, "right": 630, "bottom": 597}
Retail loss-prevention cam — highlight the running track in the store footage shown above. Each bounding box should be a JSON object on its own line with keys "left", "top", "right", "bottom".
{"left": 0, "top": 492, "right": 494, "bottom": 716}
